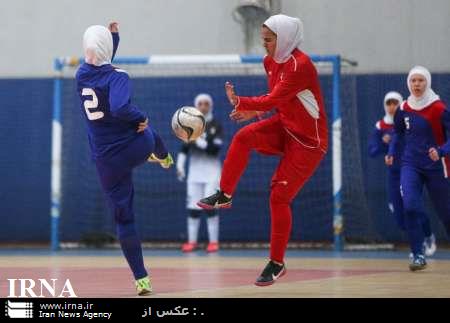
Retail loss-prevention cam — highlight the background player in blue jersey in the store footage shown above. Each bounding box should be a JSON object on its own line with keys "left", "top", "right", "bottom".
{"left": 76, "top": 22, "right": 173, "bottom": 295}
{"left": 369, "top": 91, "right": 436, "bottom": 256}
{"left": 387, "top": 66, "right": 450, "bottom": 271}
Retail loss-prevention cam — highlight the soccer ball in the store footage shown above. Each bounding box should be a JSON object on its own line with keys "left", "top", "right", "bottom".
{"left": 171, "top": 106, "right": 206, "bottom": 143}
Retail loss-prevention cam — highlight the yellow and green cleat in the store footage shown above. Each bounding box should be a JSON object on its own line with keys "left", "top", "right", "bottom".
{"left": 148, "top": 153, "right": 174, "bottom": 169}
{"left": 135, "top": 276, "right": 152, "bottom": 296}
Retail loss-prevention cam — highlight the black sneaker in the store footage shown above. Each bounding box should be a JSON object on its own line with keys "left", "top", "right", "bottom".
{"left": 197, "top": 190, "right": 232, "bottom": 210}
{"left": 409, "top": 254, "right": 427, "bottom": 272}
{"left": 255, "top": 260, "right": 287, "bottom": 286}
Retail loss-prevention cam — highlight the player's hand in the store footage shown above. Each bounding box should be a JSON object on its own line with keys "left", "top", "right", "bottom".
{"left": 108, "top": 22, "right": 119, "bottom": 33}
{"left": 382, "top": 134, "right": 391, "bottom": 144}
{"left": 428, "top": 147, "right": 440, "bottom": 162}
{"left": 229, "top": 109, "right": 257, "bottom": 123}
{"left": 225, "top": 82, "right": 238, "bottom": 106}
{"left": 195, "top": 136, "right": 208, "bottom": 150}
{"left": 137, "top": 118, "right": 148, "bottom": 133}
{"left": 385, "top": 155, "right": 394, "bottom": 166}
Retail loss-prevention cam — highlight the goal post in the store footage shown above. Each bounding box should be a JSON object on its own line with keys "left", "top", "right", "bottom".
{"left": 51, "top": 54, "right": 346, "bottom": 251}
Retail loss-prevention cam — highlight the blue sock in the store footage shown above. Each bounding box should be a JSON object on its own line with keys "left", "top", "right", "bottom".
{"left": 117, "top": 222, "right": 148, "bottom": 280}
{"left": 420, "top": 213, "right": 432, "bottom": 238}
{"left": 405, "top": 211, "right": 425, "bottom": 256}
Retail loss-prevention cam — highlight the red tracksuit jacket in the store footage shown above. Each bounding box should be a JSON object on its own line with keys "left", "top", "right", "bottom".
{"left": 236, "top": 48, "right": 328, "bottom": 153}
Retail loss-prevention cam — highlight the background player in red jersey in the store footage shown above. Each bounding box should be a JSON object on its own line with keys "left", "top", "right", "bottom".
{"left": 198, "top": 14, "right": 328, "bottom": 286}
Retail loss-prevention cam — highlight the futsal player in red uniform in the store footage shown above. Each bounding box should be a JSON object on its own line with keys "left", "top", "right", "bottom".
{"left": 198, "top": 14, "right": 328, "bottom": 286}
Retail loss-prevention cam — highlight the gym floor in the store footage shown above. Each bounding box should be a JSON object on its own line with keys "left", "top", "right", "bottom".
{"left": 1, "top": 249, "right": 450, "bottom": 298}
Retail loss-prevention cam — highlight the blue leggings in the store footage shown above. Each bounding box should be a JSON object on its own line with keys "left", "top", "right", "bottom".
{"left": 388, "top": 169, "right": 431, "bottom": 236}
{"left": 95, "top": 128, "right": 168, "bottom": 279}
{"left": 401, "top": 165, "right": 450, "bottom": 255}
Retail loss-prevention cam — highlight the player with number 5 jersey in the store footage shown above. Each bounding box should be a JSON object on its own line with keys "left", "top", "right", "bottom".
{"left": 75, "top": 22, "right": 173, "bottom": 296}
{"left": 387, "top": 66, "right": 450, "bottom": 271}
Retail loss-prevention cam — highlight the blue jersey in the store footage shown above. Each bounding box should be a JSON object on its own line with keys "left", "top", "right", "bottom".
{"left": 75, "top": 33, "right": 147, "bottom": 159}
{"left": 389, "top": 100, "right": 450, "bottom": 174}
{"left": 368, "top": 118, "right": 402, "bottom": 170}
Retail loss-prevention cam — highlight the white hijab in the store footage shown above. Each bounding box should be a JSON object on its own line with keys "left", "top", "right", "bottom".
{"left": 194, "top": 93, "right": 213, "bottom": 122}
{"left": 83, "top": 25, "right": 113, "bottom": 66}
{"left": 383, "top": 91, "right": 403, "bottom": 124}
{"left": 263, "top": 14, "right": 304, "bottom": 64}
{"left": 407, "top": 66, "right": 440, "bottom": 111}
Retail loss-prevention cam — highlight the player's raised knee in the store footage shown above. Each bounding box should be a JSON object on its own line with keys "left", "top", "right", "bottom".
{"left": 231, "top": 125, "right": 256, "bottom": 147}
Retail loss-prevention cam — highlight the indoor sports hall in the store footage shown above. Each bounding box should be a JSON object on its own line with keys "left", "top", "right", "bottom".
{"left": 1, "top": 0, "right": 450, "bottom": 299}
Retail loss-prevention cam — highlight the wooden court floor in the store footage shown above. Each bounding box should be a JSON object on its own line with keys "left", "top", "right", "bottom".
{"left": 1, "top": 249, "right": 450, "bottom": 297}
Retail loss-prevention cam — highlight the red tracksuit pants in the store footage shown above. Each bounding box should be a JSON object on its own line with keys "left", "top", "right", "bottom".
{"left": 220, "top": 116, "right": 325, "bottom": 263}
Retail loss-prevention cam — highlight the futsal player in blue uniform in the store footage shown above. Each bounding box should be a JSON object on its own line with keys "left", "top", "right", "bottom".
{"left": 369, "top": 91, "right": 436, "bottom": 256}
{"left": 76, "top": 22, "right": 173, "bottom": 295}
{"left": 387, "top": 66, "right": 450, "bottom": 271}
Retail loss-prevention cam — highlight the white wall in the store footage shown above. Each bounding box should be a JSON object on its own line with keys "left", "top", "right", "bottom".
{"left": 284, "top": 0, "right": 450, "bottom": 74}
{"left": 0, "top": 0, "right": 449, "bottom": 77}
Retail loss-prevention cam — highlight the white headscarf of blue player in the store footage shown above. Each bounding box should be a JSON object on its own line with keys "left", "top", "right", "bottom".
{"left": 407, "top": 66, "right": 440, "bottom": 111}
{"left": 263, "top": 14, "right": 304, "bottom": 64}
{"left": 83, "top": 25, "right": 113, "bottom": 66}
{"left": 383, "top": 91, "right": 403, "bottom": 124}
{"left": 194, "top": 93, "right": 213, "bottom": 122}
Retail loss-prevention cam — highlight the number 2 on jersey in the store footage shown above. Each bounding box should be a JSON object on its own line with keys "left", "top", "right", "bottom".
{"left": 82, "top": 88, "right": 104, "bottom": 120}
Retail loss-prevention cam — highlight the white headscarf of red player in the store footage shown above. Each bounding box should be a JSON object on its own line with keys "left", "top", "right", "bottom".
{"left": 263, "top": 14, "right": 304, "bottom": 64}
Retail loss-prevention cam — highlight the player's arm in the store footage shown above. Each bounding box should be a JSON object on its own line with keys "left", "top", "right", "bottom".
{"left": 228, "top": 63, "right": 312, "bottom": 112}
{"left": 109, "top": 72, "right": 147, "bottom": 124}
{"left": 108, "top": 22, "right": 120, "bottom": 61}
{"left": 438, "top": 109, "right": 450, "bottom": 156}
{"left": 430, "top": 108, "right": 450, "bottom": 161}
{"left": 368, "top": 126, "right": 385, "bottom": 158}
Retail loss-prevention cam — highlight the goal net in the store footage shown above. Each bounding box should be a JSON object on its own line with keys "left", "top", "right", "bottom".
{"left": 51, "top": 55, "right": 377, "bottom": 249}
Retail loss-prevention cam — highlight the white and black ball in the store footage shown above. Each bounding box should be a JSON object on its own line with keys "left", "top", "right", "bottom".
{"left": 171, "top": 106, "right": 206, "bottom": 143}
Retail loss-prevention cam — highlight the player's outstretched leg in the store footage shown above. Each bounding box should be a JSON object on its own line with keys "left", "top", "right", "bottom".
{"left": 148, "top": 152, "right": 174, "bottom": 169}
{"left": 198, "top": 119, "right": 283, "bottom": 210}
{"left": 147, "top": 128, "right": 174, "bottom": 169}
{"left": 197, "top": 124, "right": 257, "bottom": 209}
{"left": 197, "top": 190, "right": 232, "bottom": 210}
